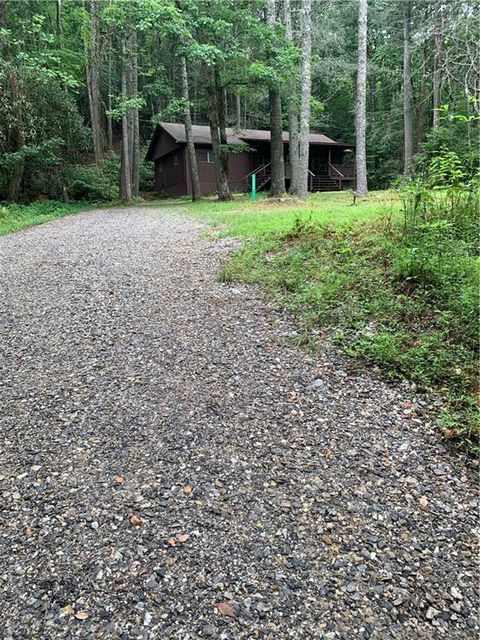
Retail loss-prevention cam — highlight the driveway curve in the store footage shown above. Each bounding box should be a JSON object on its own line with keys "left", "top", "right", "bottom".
{"left": 0, "top": 207, "right": 477, "bottom": 639}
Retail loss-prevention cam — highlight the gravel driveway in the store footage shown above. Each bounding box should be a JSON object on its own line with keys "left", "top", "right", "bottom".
{"left": 0, "top": 207, "right": 478, "bottom": 640}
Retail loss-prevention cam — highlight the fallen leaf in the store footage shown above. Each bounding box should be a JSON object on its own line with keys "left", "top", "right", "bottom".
{"left": 166, "top": 537, "right": 177, "bottom": 547}
{"left": 321, "top": 534, "right": 333, "bottom": 545}
{"left": 114, "top": 476, "right": 125, "bottom": 484}
{"left": 460, "top": 475, "right": 468, "bottom": 483}
{"left": 402, "top": 531, "right": 410, "bottom": 542}
{"left": 419, "top": 496, "right": 428, "bottom": 510}
{"left": 442, "top": 428, "right": 459, "bottom": 439}
{"left": 25, "top": 526, "right": 33, "bottom": 536}
{"left": 177, "top": 533, "right": 190, "bottom": 543}
{"left": 74, "top": 610, "right": 89, "bottom": 620}
{"left": 182, "top": 485, "right": 193, "bottom": 495}
{"left": 165, "top": 556, "right": 177, "bottom": 566}
{"left": 216, "top": 602, "right": 235, "bottom": 617}
{"left": 403, "top": 402, "right": 412, "bottom": 409}
{"left": 61, "top": 604, "right": 73, "bottom": 615}
{"left": 130, "top": 515, "right": 144, "bottom": 526}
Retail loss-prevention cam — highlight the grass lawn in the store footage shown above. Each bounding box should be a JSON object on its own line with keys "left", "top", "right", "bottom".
{"left": 172, "top": 188, "right": 479, "bottom": 448}
{"left": 169, "top": 189, "right": 400, "bottom": 236}
{"left": 0, "top": 201, "right": 88, "bottom": 236}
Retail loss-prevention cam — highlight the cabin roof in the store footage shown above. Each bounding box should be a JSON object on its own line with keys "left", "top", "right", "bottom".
{"left": 146, "top": 122, "right": 351, "bottom": 161}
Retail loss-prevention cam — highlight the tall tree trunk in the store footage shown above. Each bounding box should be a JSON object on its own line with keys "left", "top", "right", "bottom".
{"left": 416, "top": 45, "right": 426, "bottom": 150}
{"left": 283, "top": 0, "right": 300, "bottom": 195}
{"left": 130, "top": 28, "right": 139, "bottom": 198}
{"left": 235, "top": 93, "right": 241, "bottom": 129}
{"left": 56, "top": 0, "right": 63, "bottom": 44}
{"left": 120, "top": 37, "right": 131, "bottom": 200}
{"left": 181, "top": 56, "right": 201, "bottom": 201}
{"left": 432, "top": 2, "right": 443, "bottom": 130}
{"left": 206, "top": 67, "right": 231, "bottom": 201}
{"left": 355, "top": 0, "right": 368, "bottom": 195}
{"left": 266, "top": 0, "right": 285, "bottom": 197}
{"left": 88, "top": 0, "right": 103, "bottom": 165}
{"left": 8, "top": 73, "right": 25, "bottom": 202}
{"left": 297, "top": 0, "right": 312, "bottom": 200}
{"left": 216, "top": 68, "right": 229, "bottom": 178}
{"left": 106, "top": 32, "right": 113, "bottom": 150}
{"left": 403, "top": 0, "right": 414, "bottom": 176}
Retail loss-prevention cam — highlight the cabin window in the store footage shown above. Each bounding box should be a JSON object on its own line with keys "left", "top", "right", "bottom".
{"left": 197, "top": 150, "right": 215, "bottom": 164}
{"left": 173, "top": 154, "right": 179, "bottom": 166}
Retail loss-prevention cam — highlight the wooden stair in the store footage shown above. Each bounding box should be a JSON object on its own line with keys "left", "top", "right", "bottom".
{"left": 310, "top": 175, "right": 341, "bottom": 192}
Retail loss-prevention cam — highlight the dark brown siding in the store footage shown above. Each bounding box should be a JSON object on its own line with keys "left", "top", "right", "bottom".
{"left": 195, "top": 146, "right": 251, "bottom": 194}
{"left": 155, "top": 148, "right": 188, "bottom": 195}
{"left": 149, "top": 131, "right": 181, "bottom": 161}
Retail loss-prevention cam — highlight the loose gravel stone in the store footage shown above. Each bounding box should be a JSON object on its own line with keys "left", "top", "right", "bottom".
{"left": 0, "top": 207, "right": 478, "bottom": 639}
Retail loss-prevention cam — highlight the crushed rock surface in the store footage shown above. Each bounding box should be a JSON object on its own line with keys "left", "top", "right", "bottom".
{"left": 0, "top": 207, "right": 478, "bottom": 640}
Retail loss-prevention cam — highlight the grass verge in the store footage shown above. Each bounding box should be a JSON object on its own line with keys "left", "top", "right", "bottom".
{"left": 181, "top": 189, "right": 479, "bottom": 448}
{"left": 0, "top": 201, "right": 88, "bottom": 236}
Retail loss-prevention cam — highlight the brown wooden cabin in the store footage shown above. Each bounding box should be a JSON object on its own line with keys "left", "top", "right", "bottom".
{"left": 146, "top": 122, "right": 356, "bottom": 196}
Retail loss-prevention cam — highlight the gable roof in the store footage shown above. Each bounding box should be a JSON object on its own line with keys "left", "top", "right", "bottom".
{"left": 160, "top": 122, "right": 245, "bottom": 145}
{"left": 146, "top": 122, "right": 349, "bottom": 161}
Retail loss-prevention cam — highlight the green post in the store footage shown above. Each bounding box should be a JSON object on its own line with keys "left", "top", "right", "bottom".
{"left": 251, "top": 173, "right": 256, "bottom": 202}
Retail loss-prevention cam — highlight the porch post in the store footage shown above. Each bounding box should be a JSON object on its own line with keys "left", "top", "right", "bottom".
{"left": 328, "top": 148, "right": 331, "bottom": 175}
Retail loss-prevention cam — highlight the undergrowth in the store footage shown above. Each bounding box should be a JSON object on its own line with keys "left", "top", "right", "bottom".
{"left": 220, "top": 182, "right": 479, "bottom": 448}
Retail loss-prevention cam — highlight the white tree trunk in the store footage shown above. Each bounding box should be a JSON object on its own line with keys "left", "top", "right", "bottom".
{"left": 432, "top": 2, "right": 443, "bottom": 130}
{"left": 297, "top": 0, "right": 312, "bottom": 200}
{"left": 355, "top": 0, "right": 368, "bottom": 195}
{"left": 283, "top": 0, "right": 300, "bottom": 195}
{"left": 403, "top": 0, "right": 414, "bottom": 176}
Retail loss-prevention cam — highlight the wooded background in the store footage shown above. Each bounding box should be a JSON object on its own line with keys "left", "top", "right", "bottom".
{"left": 0, "top": 0, "right": 478, "bottom": 202}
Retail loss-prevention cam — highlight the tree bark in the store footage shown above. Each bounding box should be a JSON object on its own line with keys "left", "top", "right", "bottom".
{"left": 8, "top": 73, "right": 25, "bottom": 202}
{"left": 216, "top": 68, "right": 229, "bottom": 178}
{"left": 181, "top": 56, "right": 201, "bottom": 201}
{"left": 107, "top": 28, "right": 113, "bottom": 151}
{"left": 235, "top": 93, "right": 241, "bottom": 129}
{"left": 119, "top": 37, "right": 131, "bottom": 200}
{"left": 403, "top": 0, "right": 414, "bottom": 176}
{"left": 88, "top": 0, "right": 103, "bottom": 165}
{"left": 130, "top": 28, "right": 139, "bottom": 198}
{"left": 206, "top": 67, "right": 231, "bottom": 201}
{"left": 416, "top": 45, "right": 426, "bottom": 149}
{"left": 355, "top": 0, "right": 368, "bottom": 195}
{"left": 283, "top": 0, "right": 300, "bottom": 195}
{"left": 266, "top": 0, "right": 285, "bottom": 197}
{"left": 432, "top": 2, "right": 443, "bottom": 130}
{"left": 297, "top": 0, "right": 312, "bottom": 200}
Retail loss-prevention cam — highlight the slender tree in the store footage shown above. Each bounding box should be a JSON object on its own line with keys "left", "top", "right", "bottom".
{"left": 120, "top": 35, "right": 132, "bottom": 199}
{"left": 403, "top": 0, "right": 414, "bottom": 176}
{"left": 432, "top": 2, "right": 443, "bottom": 130}
{"left": 206, "top": 66, "right": 231, "bottom": 201}
{"left": 87, "top": 0, "right": 103, "bottom": 165}
{"left": 355, "top": 0, "right": 368, "bottom": 195}
{"left": 297, "top": 0, "right": 312, "bottom": 199}
{"left": 283, "top": 0, "right": 299, "bottom": 195}
{"left": 266, "top": 0, "right": 286, "bottom": 197}
{"left": 181, "top": 56, "right": 201, "bottom": 201}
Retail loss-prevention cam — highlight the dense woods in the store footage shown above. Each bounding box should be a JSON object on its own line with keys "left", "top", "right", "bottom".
{"left": 0, "top": 0, "right": 478, "bottom": 203}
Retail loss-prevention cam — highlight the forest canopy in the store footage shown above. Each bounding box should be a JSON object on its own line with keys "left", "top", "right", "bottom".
{"left": 0, "top": 0, "right": 478, "bottom": 202}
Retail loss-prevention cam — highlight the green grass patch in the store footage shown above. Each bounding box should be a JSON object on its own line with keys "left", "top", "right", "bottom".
{"left": 0, "top": 201, "right": 88, "bottom": 235}
{"left": 176, "top": 188, "right": 478, "bottom": 448}
{"left": 165, "top": 189, "right": 400, "bottom": 237}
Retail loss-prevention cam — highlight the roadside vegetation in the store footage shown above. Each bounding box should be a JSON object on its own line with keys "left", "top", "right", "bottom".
{"left": 187, "top": 161, "right": 479, "bottom": 448}
{"left": 0, "top": 201, "right": 87, "bottom": 236}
